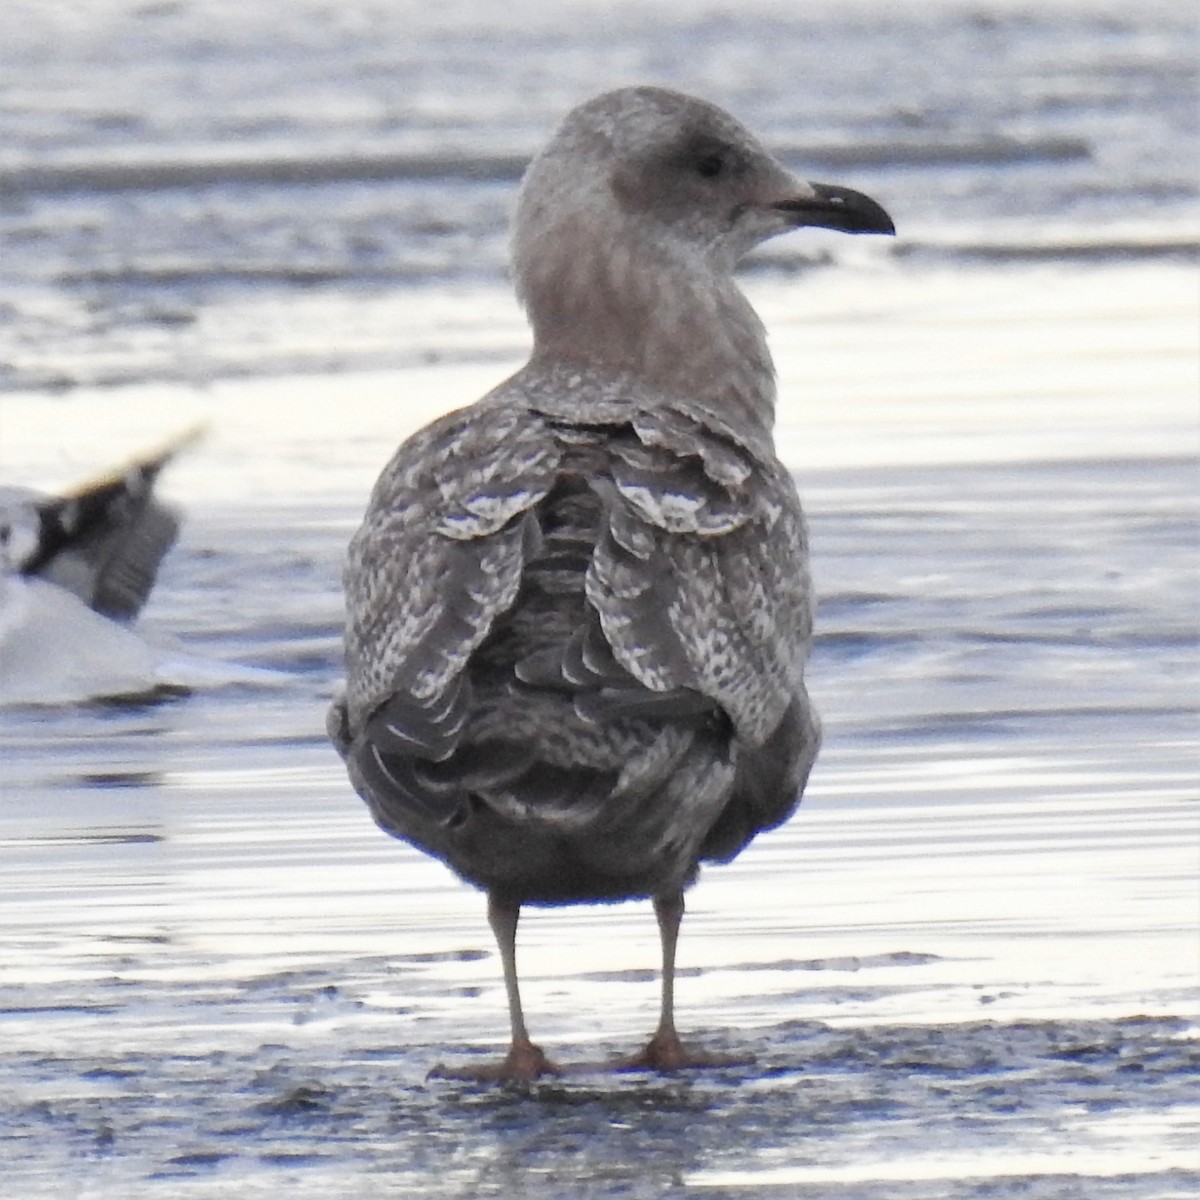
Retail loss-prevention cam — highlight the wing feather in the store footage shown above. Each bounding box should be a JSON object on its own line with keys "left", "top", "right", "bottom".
{"left": 587, "top": 406, "right": 813, "bottom": 745}
{"left": 343, "top": 401, "right": 560, "bottom": 730}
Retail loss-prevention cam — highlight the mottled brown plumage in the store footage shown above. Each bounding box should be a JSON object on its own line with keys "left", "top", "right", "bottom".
{"left": 328, "top": 86, "right": 893, "bottom": 1078}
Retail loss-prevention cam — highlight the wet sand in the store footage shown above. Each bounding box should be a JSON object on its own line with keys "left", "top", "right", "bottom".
{"left": 1, "top": 262, "right": 1198, "bottom": 1197}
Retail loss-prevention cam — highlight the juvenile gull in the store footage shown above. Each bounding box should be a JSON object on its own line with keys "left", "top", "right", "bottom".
{"left": 328, "top": 86, "right": 894, "bottom": 1079}
{"left": 0, "top": 429, "right": 197, "bottom": 704}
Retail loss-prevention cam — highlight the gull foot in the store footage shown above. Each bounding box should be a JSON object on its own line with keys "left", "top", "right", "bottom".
{"left": 430, "top": 1040, "right": 562, "bottom": 1082}
{"left": 619, "top": 1030, "right": 751, "bottom": 1072}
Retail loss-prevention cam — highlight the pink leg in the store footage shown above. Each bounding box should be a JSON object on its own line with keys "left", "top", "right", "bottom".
{"left": 433, "top": 893, "right": 559, "bottom": 1081}
{"left": 623, "top": 892, "right": 748, "bottom": 1071}
{"left": 629, "top": 891, "right": 690, "bottom": 1068}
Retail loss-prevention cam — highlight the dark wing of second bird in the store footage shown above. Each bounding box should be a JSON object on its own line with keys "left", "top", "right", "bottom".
{"left": 20, "top": 436, "right": 195, "bottom": 621}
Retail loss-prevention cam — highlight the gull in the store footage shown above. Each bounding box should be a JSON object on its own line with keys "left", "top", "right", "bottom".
{"left": 328, "top": 86, "right": 894, "bottom": 1079}
{"left": 0, "top": 429, "right": 198, "bottom": 705}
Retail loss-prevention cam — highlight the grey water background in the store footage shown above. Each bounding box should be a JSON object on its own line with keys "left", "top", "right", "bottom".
{"left": 1, "top": 1, "right": 1198, "bottom": 1196}
{"left": 1, "top": 0, "right": 1197, "bottom": 390}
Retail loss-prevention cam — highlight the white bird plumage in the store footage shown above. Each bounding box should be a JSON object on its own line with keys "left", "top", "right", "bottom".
{"left": 0, "top": 429, "right": 199, "bottom": 706}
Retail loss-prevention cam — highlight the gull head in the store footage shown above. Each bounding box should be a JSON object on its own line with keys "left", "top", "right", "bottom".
{"left": 514, "top": 86, "right": 893, "bottom": 285}
{"left": 511, "top": 87, "right": 894, "bottom": 399}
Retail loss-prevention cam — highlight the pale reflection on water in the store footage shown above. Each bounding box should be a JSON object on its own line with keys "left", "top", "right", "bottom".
{"left": 2, "top": 644, "right": 1196, "bottom": 1197}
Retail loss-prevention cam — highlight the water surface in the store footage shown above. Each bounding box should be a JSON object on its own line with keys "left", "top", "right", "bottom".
{"left": 1, "top": 2, "right": 1198, "bottom": 1196}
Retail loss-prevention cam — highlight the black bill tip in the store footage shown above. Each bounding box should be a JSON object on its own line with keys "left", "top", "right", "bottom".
{"left": 775, "top": 182, "right": 895, "bottom": 236}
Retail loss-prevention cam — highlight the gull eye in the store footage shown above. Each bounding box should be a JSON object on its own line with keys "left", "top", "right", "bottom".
{"left": 695, "top": 152, "right": 725, "bottom": 180}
